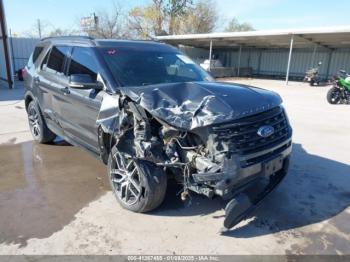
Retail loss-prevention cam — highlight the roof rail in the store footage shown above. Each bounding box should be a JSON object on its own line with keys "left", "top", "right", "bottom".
{"left": 40, "top": 35, "right": 94, "bottom": 42}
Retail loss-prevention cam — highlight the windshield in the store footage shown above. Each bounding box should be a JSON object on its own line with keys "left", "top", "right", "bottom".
{"left": 100, "top": 47, "right": 213, "bottom": 87}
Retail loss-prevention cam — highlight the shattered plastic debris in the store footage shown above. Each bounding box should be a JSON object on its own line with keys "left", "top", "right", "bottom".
{"left": 96, "top": 93, "right": 121, "bottom": 134}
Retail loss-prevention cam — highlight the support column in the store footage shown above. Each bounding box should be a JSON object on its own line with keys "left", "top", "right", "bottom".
{"left": 326, "top": 50, "right": 333, "bottom": 80}
{"left": 237, "top": 45, "right": 242, "bottom": 77}
{"left": 310, "top": 44, "right": 317, "bottom": 68}
{"left": 257, "top": 49, "right": 262, "bottom": 75}
{"left": 285, "top": 35, "right": 294, "bottom": 85}
{"left": 0, "top": 0, "right": 13, "bottom": 89}
{"left": 208, "top": 40, "right": 213, "bottom": 72}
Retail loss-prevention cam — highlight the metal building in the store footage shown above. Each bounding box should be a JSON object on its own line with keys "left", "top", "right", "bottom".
{"left": 9, "top": 37, "right": 40, "bottom": 71}
{"left": 0, "top": 36, "right": 39, "bottom": 89}
{"left": 0, "top": 0, "right": 39, "bottom": 89}
{"left": 156, "top": 26, "right": 350, "bottom": 84}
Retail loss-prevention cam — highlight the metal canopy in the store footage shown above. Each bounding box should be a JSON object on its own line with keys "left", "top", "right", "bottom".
{"left": 157, "top": 26, "right": 350, "bottom": 85}
{"left": 156, "top": 26, "right": 350, "bottom": 49}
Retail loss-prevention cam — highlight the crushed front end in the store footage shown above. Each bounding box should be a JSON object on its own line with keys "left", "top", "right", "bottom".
{"left": 161, "top": 105, "right": 292, "bottom": 230}
{"left": 98, "top": 81, "right": 292, "bottom": 231}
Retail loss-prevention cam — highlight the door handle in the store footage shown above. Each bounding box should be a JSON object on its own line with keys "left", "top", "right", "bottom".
{"left": 61, "top": 87, "right": 70, "bottom": 95}
{"left": 34, "top": 76, "right": 40, "bottom": 84}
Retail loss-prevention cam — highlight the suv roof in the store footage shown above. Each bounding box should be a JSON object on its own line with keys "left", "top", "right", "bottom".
{"left": 40, "top": 36, "right": 175, "bottom": 51}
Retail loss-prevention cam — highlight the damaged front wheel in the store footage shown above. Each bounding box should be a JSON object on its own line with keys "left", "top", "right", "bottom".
{"left": 108, "top": 146, "right": 167, "bottom": 213}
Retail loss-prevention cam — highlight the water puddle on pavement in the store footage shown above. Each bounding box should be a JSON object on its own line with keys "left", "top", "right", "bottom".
{"left": 0, "top": 140, "right": 109, "bottom": 247}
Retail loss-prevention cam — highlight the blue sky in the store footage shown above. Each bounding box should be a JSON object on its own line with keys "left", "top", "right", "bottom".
{"left": 4, "top": 0, "right": 350, "bottom": 36}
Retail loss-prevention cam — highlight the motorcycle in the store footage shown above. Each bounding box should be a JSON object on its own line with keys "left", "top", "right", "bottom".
{"left": 304, "top": 62, "right": 322, "bottom": 86}
{"left": 327, "top": 70, "right": 350, "bottom": 104}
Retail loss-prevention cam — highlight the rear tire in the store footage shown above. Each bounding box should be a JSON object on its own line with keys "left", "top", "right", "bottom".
{"left": 327, "top": 87, "right": 341, "bottom": 104}
{"left": 108, "top": 146, "right": 167, "bottom": 213}
{"left": 27, "top": 101, "right": 56, "bottom": 143}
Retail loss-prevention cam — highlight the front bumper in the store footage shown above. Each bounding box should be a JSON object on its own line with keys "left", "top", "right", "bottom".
{"left": 220, "top": 141, "right": 292, "bottom": 231}
{"left": 214, "top": 138, "right": 292, "bottom": 198}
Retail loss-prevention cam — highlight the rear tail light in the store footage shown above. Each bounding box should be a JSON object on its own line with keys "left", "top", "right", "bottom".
{"left": 17, "top": 68, "right": 26, "bottom": 81}
{"left": 21, "top": 68, "right": 26, "bottom": 78}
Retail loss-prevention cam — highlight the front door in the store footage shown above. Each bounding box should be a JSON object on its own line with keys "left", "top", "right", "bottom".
{"left": 59, "top": 47, "right": 104, "bottom": 153}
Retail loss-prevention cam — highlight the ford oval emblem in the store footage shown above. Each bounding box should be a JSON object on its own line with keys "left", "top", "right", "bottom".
{"left": 257, "top": 125, "right": 275, "bottom": 138}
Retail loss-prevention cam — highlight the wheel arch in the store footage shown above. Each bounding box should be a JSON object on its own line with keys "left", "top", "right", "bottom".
{"left": 98, "top": 126, "right": 115, "bottom": 165}
{"left": 24, "top": 92, "right": 34, "bottom": 112}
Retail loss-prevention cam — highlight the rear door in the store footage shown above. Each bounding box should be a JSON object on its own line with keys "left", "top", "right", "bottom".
{"left": 36, "top": 45, "right": 71, "bottom": 133}
{"left": 59, "top": 47, "right": 104, "bottom": 152}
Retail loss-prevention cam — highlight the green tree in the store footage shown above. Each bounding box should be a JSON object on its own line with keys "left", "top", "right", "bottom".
{"left": 128, "top": 2, "right": 166, "bottom": 38}
{"left": 128, "top": 0, "right": 193, "bottom": 38}
{"left": 177, "top": 0, "right": 218, "bottom": 34}
{"left": 166, "top": 0, "right": 193, "bottom": 34}
{"left": 225, "top": 18, "right": 254, "bottom": 32}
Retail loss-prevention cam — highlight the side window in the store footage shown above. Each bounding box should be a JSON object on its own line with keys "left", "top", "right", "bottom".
{"left": 68, "top": 47, "right": 98, "bottom": 81}
{"left": 32, "top": 46, "right": 44, "bottom": 63}
{"left": 41, "top": 50, "right": 50, "bottom": 69}
{"left": 45, "top": 46, "right": 70, "bottom": 73}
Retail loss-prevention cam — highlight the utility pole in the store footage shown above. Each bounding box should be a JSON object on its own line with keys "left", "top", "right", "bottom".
{"left": 37, "top": 19, "right": 42, "bottom": 38}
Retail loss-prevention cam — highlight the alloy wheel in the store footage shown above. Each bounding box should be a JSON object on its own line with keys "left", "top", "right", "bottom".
{"left": 28, "top": 105, "right": 41, "bottom": 139}
{"left": 109, "top": 152, "right": 142, "bottom": 206}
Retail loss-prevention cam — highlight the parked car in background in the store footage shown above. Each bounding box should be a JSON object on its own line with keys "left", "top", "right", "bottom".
{"left": 24, "top": 36, "right": 292, "bottom": 231}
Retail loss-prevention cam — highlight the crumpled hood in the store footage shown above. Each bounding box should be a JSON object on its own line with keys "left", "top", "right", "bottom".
{"left": 121, "top": 81, "right": 282, "bottom": 130}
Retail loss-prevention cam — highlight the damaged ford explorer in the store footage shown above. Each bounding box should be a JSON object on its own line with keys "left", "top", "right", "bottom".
{"left": 24, "top": 36, "right": 292, "bottom": 231}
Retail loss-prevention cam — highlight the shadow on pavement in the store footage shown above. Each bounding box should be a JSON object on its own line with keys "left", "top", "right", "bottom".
{"left": 222, "top": 143, "right": 350, "bottom": 240}
{"left": 153, "top": 143, "right": 350, "bottom": 245}
{"left": 0, "top": 81, "right": 25, "bottom": 102}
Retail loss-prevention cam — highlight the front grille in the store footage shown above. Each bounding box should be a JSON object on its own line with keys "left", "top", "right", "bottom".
{"left": 212, "top": 107, "right": 291, "bottom": 157}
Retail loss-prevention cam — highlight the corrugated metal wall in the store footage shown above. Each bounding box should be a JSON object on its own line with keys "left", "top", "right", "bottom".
{"left": 180, "top": 45, "right": 350, "bottom": 79}
{"left": 4, "top": 39, "right": 350, "bottom": 81}
{"left": 9, "top": 37, "right": 39, "bottom": 71}
{"left": 179, "top": 45, "right": 209, "bottom": 65}
{"left": 0, "top": 40, "right": 7, "bottom": 81}
{"left": 1, "top": 37, "right": 39, "bottom": 83}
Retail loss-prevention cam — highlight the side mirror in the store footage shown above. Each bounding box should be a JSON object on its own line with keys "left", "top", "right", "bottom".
{"left": 69, "top": 74, "right": 103, "bottom": 90}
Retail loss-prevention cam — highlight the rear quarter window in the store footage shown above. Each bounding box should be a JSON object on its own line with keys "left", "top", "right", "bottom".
{"left": 43, "top": 46, "right": 70, "bottom": 74}
{"left": 32, "top": 46, "right": 44, "bottom": 63}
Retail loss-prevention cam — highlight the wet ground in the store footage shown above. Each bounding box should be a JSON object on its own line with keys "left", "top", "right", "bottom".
{"left": 0, "top": 79, "right": 349, "bottom": 254}
{"left": 0, "top": 140, "right": 108, "bottom": 247}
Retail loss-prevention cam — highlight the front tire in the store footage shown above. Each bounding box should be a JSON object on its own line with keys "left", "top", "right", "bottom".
{"left": 327, "top": 87, "right": 341, "bottom": 104}
{"left": 108, "top": 146, "right": 167, "bottom": 213}
{"left": 27, "top": 101, "right": 56, "bottom": 143}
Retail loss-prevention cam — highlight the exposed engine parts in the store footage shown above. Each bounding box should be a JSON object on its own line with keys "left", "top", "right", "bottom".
{"left": 97, "top": 83, "right": 292, "bottom": 231}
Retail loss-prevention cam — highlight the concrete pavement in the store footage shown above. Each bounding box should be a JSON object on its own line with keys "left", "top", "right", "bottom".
{"left": 0, "top": 79, "right": 349, "bottom": 255}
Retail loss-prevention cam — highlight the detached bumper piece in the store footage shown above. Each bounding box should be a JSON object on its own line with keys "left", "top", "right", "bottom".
{"left": 221, "top": 158, "right": 289, "bottom": 233}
